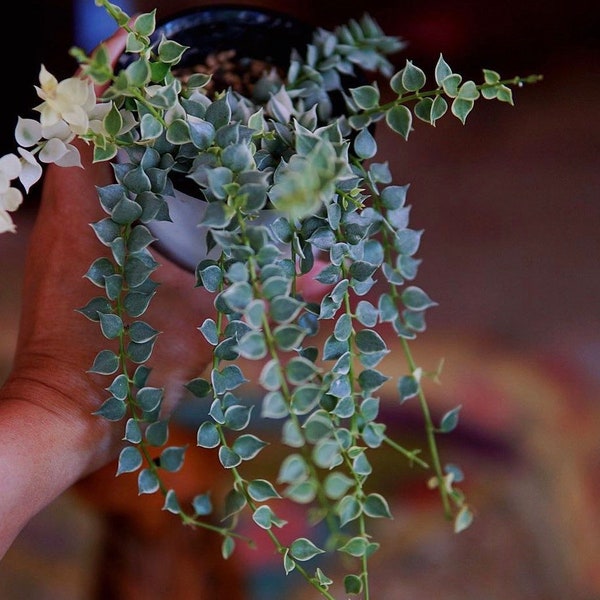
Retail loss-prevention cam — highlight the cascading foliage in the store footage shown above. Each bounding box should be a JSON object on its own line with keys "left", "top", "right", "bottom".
{"left": 67, "top": 1, "right": 541, "bottom": 597}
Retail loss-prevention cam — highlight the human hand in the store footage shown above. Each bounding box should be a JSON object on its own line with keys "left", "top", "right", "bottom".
{"left": 0, "top": 26, "right": 216, "bottom": 556}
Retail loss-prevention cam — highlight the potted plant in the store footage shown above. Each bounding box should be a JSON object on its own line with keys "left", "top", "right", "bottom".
{"left": 0, "top": 1, "right": 541, "bottom": 597}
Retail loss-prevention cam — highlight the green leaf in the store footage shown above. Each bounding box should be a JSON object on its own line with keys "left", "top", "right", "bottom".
{"left": 157, "top": 38, "right": 188, "bottom": 64}
{"left": 352, "top": 451, "right": 372, "bottom": 476}
{"left": 259, "top": 359, "right": 281, "bottom": 391}
{"left": 313, "top": 439, "right": 342, "bottom": 469}
{"left": 289, "top": 537, "right": 324, "bottom": 561}
{"left": 197, "top": 421, "right": 220, "bottom": 448}
{"left": 353, "top": 127, "right": 377, "bottom": 159}
{"left": 483, "top": 68, "right": 501, "bottom": 84}
{"left": 363, "top": 493, "right": 393, "bottom": 518}
{"left": 344, "top": 574, "right": 363, "bottom": 594}
{"left": 337, "top": 495, "right": 362, "bottom": 526}
{"left": 232, "top": 434, "right": 267, "bottom": 460}
{"left": 224, "top": 404, "right": 253, "bottom": 430}
{"left": 93, "top": 396, "right": 126, "bottom": 421}
{"left": 197, "top": 264, "right": 223, "bottom": 292}
{"left": 414, "top": 97, "right": 433, "bottom": 123}
{"left": 128, "top": 320, "right": 159, "bottom": 343}
{"left": 76, "top": 296, "right": 112, "bottom": 322}
{"left": 159, "top": 446, "right": 186, "bottom": 472}
{"left": 290, "top": 384, "right": 322, "bottom": 415}
{"left": 457, "top": 80, "right": 480, "bottom": 100}
{"left": 166, "top": 119, "right": 192, "bottom": 144}
{"left": 386, "top": 104, "right": 412, "bottom": 140}
{"left": 286, "top": 357, "right": 319, "bottom": 385}
{"left": 220, "top": 281, "right": 253, "bottom": 312}
{"left": 442, "top": 73, "right": 462, "bottom": 97}
{"left": 192, "top": 493, "right": 213, "bottom": 516}
{"left": 451, "top": 97, "right": 475, "bottom": 124}
{"left": 185, "top": 377, "right": 211, "bottom": 398}
{"left": 222, "top": 536, "right": 235, "bottom": 560}
{"left": 123, "top": 289, "right": 154, "bottom": 317}
{"left": 435, "top": 54, "right": 453, "bottom": 86}
{"left": 349, "top": 84, "right": 380, "bottom": 110}
{"left": 355, "top": 329, "right": 387, "bottom": 354}
{"left": 133, "top": 10, "right": 156, "bottom": 36}
{"left": 278, "top": 453, "right": 308, "bottom": 484}
{"left": 219, "top": 446, "right": 242, "bottom": 468}
{"left": 431, "top": 95, "right": 448, "bottom": 123}
{"left": 496, "top": 84, "right": 514, "bottom": 104}
{"left": 282, "top": 418, "right": 304, "bottom": 448}
{"left": 324, "top": 472, "right": 354, "bottom": 499}
{"left": 398, "top": 374, "right": 419, "bottom": 402}
{"left": 163, "top": 489, "right": 181, "bottom": 514}
{"left": 401, "top": 286, "right": 437, "bottom": 311}
{"left": 212, "top": 365, "right": 247, "bottom": 393}
{"left": 124, "top": 418, "right": 142, "bottom": 443}
{"left": 311, "top": 568, "right": 332, "bottom": 588}
{"left": 269, "top": 296, "right": 304, "bottom": 323}
{"left": 360, "top": 396, "right": 380, "bottom": 422}
{"left": 223, "top": 488, "right": 247, "bottom": 519}
{"left": 108, "top": 373, "right": 129, "bottom": 401}
{"left": 261, "top": 275, "right": 289, "bottom": 299}
{"left": 283, "top": 550, "right": 296, "bottom": 575}
{"left": 339, "top": 536, "right": 372, "bottom": 557}
{"left": 261, "top": 391, "right": 288, "bottom": 419}
{"left": 358, "top": 369, "right": 389, "bottom": 392}
{"left": 136, "top": 386, "right": 163, "bottom": 412}
{"left": 138, "top": 468, "right": 160, "bottom": 495}
{"left": 98, "top": 313, "right": 123, "bottom": 340}
{"left": 89, "top": 349, "right": 119, "bottom": 375}
{"left": 145, "top": 420, "right": 169, "bottom": 446}
{"left": 236, "top": 330, "right": 267, "bottom": 360}
{"left": 303, "top": 412, "right": 332, "bottom": 444}
{"left": 401, "top": 60, "right": 426, "bottom": 91}
{"left": 111, "top": 194, "right": 143, "bottom": 224}
{"left": 454, "top": 504, "right": 474, "bottom": 533}
{"left": 273, "top": 324, "right": 305, "bottom": 351}
{"left": 104, "top": 274, "right": 123, "bottom": 300}
{"left": 116, "top": 446, "right": 143, "bottom": 475}
{"left": 124, "top": 255, "right": 158, "bottom": 287}
{"left": 103, "top": 103, "right": 123, "bottom": 137}
{"left": 328, "top": 374, "right": 351, "bottom": 399}
{"left": 362, "top": 422, "right": 385, "bottom": 448}
{"left": 439, "top": 405, "right": 461, "bottom": 432}
{"left": 248, "top": 479, "right": 281, "bottom": 502}
{"left": 91, "top": 218, "right": 120, "bottom": 246}
{"left": 253, "top": 505, "right": 287, "bottom": 530}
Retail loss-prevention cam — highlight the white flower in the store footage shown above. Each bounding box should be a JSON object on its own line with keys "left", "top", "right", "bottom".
{"left": 41, "top": 119, "right": 78, "bottom": 144}
{"left": 16, "top": 148, "right": 43, "bottom": 193}
{"left": 39, "top": 139, "right": 82, "bottom": 168}
{"left": 34, "top": 65, "right": 96, "bottom": 136}
{"left": 15, "top": 117, "right": 43, "bottom": 148}
{"left": 0, "top": 154, "right": 24, "bottom": 234}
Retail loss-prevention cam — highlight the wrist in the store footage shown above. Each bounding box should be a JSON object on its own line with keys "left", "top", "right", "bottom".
{"left": 0, "top": 368, "right": 122, "bottom": 557}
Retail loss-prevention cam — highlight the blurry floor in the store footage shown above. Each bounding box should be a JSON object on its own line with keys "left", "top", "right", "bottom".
{"left": 1, "top": 5, "right": 600, "bottom": 600}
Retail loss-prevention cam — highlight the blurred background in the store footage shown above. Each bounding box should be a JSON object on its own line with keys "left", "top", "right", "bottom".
{"left": 1, "top": 0, "right": 599, "bottom": 599}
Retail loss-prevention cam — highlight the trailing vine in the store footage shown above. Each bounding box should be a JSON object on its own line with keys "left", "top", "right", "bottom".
{"left": 1, "top": 1, "right": 541, "bottom": 597}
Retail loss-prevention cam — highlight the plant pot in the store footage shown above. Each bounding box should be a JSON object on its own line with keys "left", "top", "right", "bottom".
{"left": 117, "top": 5, "right": 315, "bottom": 272}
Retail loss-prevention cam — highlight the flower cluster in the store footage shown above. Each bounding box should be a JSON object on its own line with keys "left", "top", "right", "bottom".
{"left": 0, "top": 67, "right": 100, "bottom": 232}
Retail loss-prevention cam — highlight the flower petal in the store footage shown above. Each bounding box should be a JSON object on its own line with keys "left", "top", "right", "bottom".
{"left": 15, "top": 118, "right": 42, "bottom": 148}
{"left": 0, "top": 209, "right": 17, "bottom": 234}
